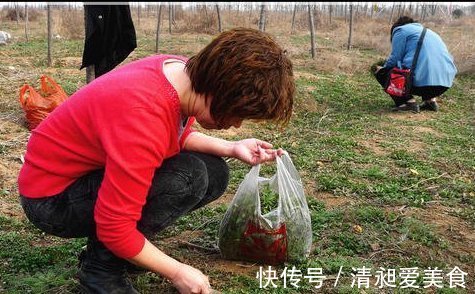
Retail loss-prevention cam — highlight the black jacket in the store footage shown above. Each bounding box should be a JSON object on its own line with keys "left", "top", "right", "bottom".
{"left": 81, "top": 5, "right": 137, "bottom": 77}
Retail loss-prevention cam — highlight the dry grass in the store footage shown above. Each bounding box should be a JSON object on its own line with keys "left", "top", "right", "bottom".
{"left": 58, "top": 9, "right": 84, "bottom": 40}
{"left": 0, "top": 12, "right": 472, "bottom": 188}
{"left": 1, "top": 6, "right": 469, "bottom": 156}
{"left": 350, "top": 16, "right": 475, "bottom": 74}
{"left": 4, "top": 6, "right": 473, "bottom": 74}
{"left": 1, "top": 6, "right": 474, "bottom": 293}
{"left": 178, "top": 6, "right": 218, "bottom": 35}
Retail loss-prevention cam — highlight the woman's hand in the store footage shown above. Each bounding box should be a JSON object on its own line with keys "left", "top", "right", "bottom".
{"left": 127, "top": 240, "right": 212, "bottom": 294}
{"left": 183, "top": 132, "right": 283, "bottom": 165}
{"left": 170, "top": 263, "right": 211, "bottom": 294}
{"left": 375, "top": 65, "right": 384, "bottom": 74}
{"left": 232, "top": 138, "right": 283, "bottom": 165}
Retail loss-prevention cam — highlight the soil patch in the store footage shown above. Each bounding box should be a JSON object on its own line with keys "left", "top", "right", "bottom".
{"left": 386, "top": 111, "right": 437, "bottom": 122}
{"left": 358, "top": 137, "right": 388, "bottom": 156}
{"left": 294, "top": 71, "right": 327, "bottom": 82}
{"left": 0, "top": 201, "right": 24, "bottom": 219}
{"left": 158, "top": 230, "right": 260, "bottom": 278}
{"left": 386, "top": 203, "right": 475, "bottom": 268}
{"left": 313, "top": 191, "right": 356, "bottom": 209}
{"left": 413, "top": 203, "right": 475, "bottom": 256}
{"left": 412, "top": 126, "right": 440, "bottom": 136}
{"left": 210, "top": 192, "right": 234, "bottom": 207}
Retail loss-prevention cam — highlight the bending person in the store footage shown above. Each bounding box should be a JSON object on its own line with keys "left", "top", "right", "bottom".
{"left": 374, "top": 16, "right": 457, "bottom": 112}
{"left": 18, "top": 28, "right": 295, "bottom": 294}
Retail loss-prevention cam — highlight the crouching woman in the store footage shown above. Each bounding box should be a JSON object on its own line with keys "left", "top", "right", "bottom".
{"left": 18, "top": 28, "right": 295, "bottom": 294}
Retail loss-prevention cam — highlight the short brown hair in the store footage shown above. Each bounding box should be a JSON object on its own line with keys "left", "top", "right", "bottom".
{"left": 185, "top": 28, "right": 294, "bottom": 128}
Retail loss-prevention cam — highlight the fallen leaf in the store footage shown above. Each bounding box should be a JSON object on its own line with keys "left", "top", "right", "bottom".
{"left": 370, "top": 243, "right": 381, "bottom": 251}
{"left": 352, "top": 224, "right": 363, "bottom": 234}
{"left": 410, "top": 169, "right": 419, "bottom": 175}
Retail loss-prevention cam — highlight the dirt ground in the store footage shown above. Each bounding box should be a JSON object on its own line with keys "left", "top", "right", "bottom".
{"left": 1, "top": 70, "right": 474, "bottom": 293}
{"left": 1, "top": 7, "right": 474, "bottom": 292}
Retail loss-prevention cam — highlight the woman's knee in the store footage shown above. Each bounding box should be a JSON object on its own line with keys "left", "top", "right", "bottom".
{"left": 211, "top": 157, "right": 229, "bottom": 197}
{"left": 153, "top": 152, "right": 209, "bottom": 198}
{"left": 20, "top": 195, "right": 95, "bottom": 238}
{"left": 148, "top": 152, "right": 229, "bottom": 209}
{"left": 187, "top": 154, "right": 210, "bottom": 198}
{"left": 188, "top": 152, "right": 229, "bottom": 197}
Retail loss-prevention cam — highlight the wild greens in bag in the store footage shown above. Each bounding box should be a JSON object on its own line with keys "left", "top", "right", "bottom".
{"left": 218, "top": 152, "right": 312, "bottom": 264}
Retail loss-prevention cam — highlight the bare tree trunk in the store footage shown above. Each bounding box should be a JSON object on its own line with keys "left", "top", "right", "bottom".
{"left": 24, "top": 4, "right": 29, "bottom": 42}
{"left": 370, "top": 3, "right": 374, "bottom": 19}
{"left": 216, "top": 4, "right": 222, "bottom": 33}
{"left": 137, "top": 3, "right": 141, "bottom": 27}
{"left": 172, "top": 4, "right": 176, "bottom": 23}
{"left": 308, "top": 5, "right": 316, "bottom": 59}
{"left": 248, "top": 4, "right": 253, "bottom": 24}
{"left": 86, "top": 65, "right": 95, "bottom": 83}
{"left": 47, "top": 4, "right": 52, "bottom": 67}
{"left": 15, "top": 3, "right": 20, "bottom": 25}
{"left": 347, "top": 4, "right": 353, "bottom": 50}
{"left": 329, "top": 4, "right": 332, "bottom": 25}
{"left": 83, "top": 6, "right": 95, "bottom": 83}
{"left": 168, "top": 3, "right": 172, "bottom": 34}
{"left": 431, "top": 3, "right": 437, "bottom": 16}
{"left": 291, "top": 4, "right": 297, "bottom": 34}
{"left": 155, "top": 4, "right": 163, "bottom": 53}
{"left": 344, "top": 3, "right": 348, "bottom": 23}
{"left": 389, "top": 3, "right": 396, "bottom": 24}
{"left": 263, "top": 13, "right": 267, "bottom": 32}
{"left": 258, "top": 4, "right": 266, "bottom": 32}
{"left": 397, "top": 3, "right": 402, "bottom": 18}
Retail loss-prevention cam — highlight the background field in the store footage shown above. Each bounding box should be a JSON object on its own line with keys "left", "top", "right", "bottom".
{"left": 0, "top": 3, "right": 474, "bottom": 293}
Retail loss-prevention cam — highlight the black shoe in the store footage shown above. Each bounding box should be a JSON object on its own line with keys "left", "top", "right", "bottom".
{"left": 78, "top": 238, "right": 139, "bottom": 294}
{"left": 391, "top": 102, "right": 420, "bottom": 113}
{"left": 420, "top": 101, "right": 439, "bottom": 112}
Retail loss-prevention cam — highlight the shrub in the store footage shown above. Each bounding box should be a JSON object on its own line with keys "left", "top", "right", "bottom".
{"left": 59, "top": 10, "right": 84, "bottom": 40}
{"left": 178, "top": 6, "right": 217, "bottom": 35}
{"left": 4, "top": 8, "right": 24, "bottom": 21}
{"left": 2, "top": 7, "right": 40, "bottom": 22}
{"left": 452, "top": 8, "right": 464, "bottom": 19}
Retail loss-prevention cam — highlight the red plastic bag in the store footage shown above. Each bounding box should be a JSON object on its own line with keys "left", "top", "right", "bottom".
{"left": 384, "top": 67, "right": 411, "bottom": 97}
{"left": 240, "top": 221, "right": 288, "bottom": 265}
{"left": 19, "top": 75, "right": 68, "bottom": 130}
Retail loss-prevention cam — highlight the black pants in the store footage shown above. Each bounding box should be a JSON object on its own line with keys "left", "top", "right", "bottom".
{"left": 20, "top": 151, "right": 229, "bottom": 239}
{"left": 374, "top": 67, "right": 449, "bottom": 106}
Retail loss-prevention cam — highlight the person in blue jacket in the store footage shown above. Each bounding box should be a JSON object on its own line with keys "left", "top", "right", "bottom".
{"left": 374, "top": 16, "right": 457, "bottom": 112}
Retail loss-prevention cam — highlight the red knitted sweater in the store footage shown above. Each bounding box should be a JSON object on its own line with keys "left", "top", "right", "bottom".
{"left": 18, "top": 54, "right": 195, "bottom": 258}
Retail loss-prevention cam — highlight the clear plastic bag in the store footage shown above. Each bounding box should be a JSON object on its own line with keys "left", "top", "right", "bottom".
{"left": 218, "top": 152, "right": 312, "bottom": 264}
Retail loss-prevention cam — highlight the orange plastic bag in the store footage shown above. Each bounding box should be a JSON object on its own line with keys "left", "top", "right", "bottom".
{"left": 19, "top": 75, "right": 68, "bottom": 130}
